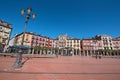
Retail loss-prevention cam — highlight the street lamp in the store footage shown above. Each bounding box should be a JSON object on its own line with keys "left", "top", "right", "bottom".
{"left": 21, "top": 8, "right": 36, "bottom": 45}
{"left": 13, "top": 7, "right": 36, "bottom": 69}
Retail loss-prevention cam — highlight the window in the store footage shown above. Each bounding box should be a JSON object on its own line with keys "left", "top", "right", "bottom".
{"left": 104, "top": 47, "right": 106, "bottom": 50}
{"left": 84, "top": 43, "right": 86, "bottom": 45}
{"left": 116, "top": 42, "right": 118, "bottom": 44}
{"left": 31, "top": 40, "right": 34, "bottom": 43}
{"left": 111, "top": 47, "right": 113, "bottom": 50}
{"left": 110, "top": 43, "right": 112, "bottom": 45}
{"left": 3, "top": 34, "right": 8, "bottom": 39}
{"left": 32, "top": 36, "right": 34, "bottom": 39}
{"left": 74, "top": 45, "right": 76, "bottom": 47}
{"left": 109, "top": 40, "right": 111, "bottom": 42}
{"left": 26, "top": 39, "right": 28, "bottom": 41}
{"left": 36, "top": 37, "right": 38, "bottom": 40}
{"left": 0, "top": 27, "right": 2, "bottom": 29}
{"left": 0, "top": 27, "right": 2, "bottom": 31}
{"left": 4, "top": 29, "right": 10, "bottom": 33}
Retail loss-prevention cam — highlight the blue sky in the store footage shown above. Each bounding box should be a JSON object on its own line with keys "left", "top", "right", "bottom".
{"left": 0, "top": 0, "right": 120, "bottom": 39}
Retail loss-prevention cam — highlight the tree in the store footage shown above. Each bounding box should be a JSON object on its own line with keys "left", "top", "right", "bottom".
{"left": 33, "top": 46, "right": 40, "bottom": 54}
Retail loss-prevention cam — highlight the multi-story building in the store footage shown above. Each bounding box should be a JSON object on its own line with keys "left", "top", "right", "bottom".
{"left": 14, "top": 32, "right": 53, "bottom": 53}
{"left": 58, "top": 34, "right": 68, "bottom": 48}
{"left": 112, "top": 38, "right": 120, "bottom": 50}
{"left": 31, "top": 34, "right": 52, "bottom": 47}
{"left": 15, "top": 32, "right": 52, "bottom": 48}
{"left": 0, "top": 20, "right": 12, "bottom": 52}
{"left": 67, "top": 38, "right": 80, "bottom": 49}
{"left": 67, "top": 38, "right": 81, "bottom": 55}
{"left": 52, "top": 38, "right": 59, "bottom": 48}
{"left": 9, "top": 37, "right": 16, "bottom": 46}
{"left": 81, "top": 38, "right": 94, "bottom": 56}
{"left": 15, "top": 32, "right": 33, "bottom": 47}
{"left": 95, "top": 35, "right": 113, "bottom": 50}
{"left": 13, "top": 32, "right": 120, "bottom": 56}
{"left": 92, "top": 39, "right": 103, "bottom": 50}
{"left": 81, "top": 38, "right": 103, "bottom": 56}
{"left": 52, "top": 34, "right": 81, "bottom": 56}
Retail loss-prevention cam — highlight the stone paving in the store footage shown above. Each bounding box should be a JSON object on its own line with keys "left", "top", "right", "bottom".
{"left": 0, "top": 56, "right": 120, "bottom": 80}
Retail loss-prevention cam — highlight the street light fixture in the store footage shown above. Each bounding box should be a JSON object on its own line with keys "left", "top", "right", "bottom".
{"left": 21, "top": 8, "right": 36, "bottom": 45}
{"left": 13, "top": 7, "right": 36, "bottom": 69}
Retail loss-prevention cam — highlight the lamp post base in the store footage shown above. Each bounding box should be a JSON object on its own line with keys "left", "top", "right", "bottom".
{"left": 13, "top": 51, "right": 23, "bottom": 69}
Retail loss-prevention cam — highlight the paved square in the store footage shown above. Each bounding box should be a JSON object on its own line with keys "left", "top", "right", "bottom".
{"left": 0, "top": 56, "right": 120, "bottom": 80}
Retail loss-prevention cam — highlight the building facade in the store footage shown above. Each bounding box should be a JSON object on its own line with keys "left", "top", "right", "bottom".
{"left": 67, "top": 38, "right": 81, "bottom": 55}
{"left": 81, "top": 38, "right": 103, "bottom": 56}
{"left": 52, "top": 34, "right": 81, "bottom": 56}
{"left": 14, "top": 32, "right": 53, "bottom": 54}
{"left": 58, "top": 34, "right": 68, "bottom": 48}
{"left": 95, "top": 35, "right": 113, "bottom": 50}
{"left": 81, "top": 38, "right": 94, "bottom": 56}
{"left": 12, "top": 32, "right": 120, "bottom": 56}
{"left": 0, "top": 20, "right": 12, "bottom": 52}
{"left": 9, "top": 37, "right": 16, "bottom": 46}
{"left": 15, "top": 32, "right": 52, "bottom": 48}
{"left": 112, "top": 38, "right": 120, "bottom": 50}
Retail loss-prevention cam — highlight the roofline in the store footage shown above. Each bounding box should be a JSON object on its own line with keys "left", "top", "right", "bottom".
{"left": 15, "top": 32, "right": 53, "bottom": 39}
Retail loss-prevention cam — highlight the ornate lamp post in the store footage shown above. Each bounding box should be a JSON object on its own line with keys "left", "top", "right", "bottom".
{"left": 21, "top": 7, "right": 36, "bottom": 45}
{"left": 13, "top": 7, "right": 36, "bottom": 69}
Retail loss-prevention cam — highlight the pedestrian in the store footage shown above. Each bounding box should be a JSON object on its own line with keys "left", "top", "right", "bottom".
{"left": 96, "top": 54, "right": 97, "bottom": 59}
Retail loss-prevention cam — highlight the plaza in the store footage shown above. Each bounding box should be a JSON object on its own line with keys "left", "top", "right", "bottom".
{"left": 0, "top": 55, "right": 120, "bottom": 80}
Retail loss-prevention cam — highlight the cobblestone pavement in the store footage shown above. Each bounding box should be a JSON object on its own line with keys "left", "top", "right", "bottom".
{"left": 0, "top": 56, "right": 120, "bottom": 80}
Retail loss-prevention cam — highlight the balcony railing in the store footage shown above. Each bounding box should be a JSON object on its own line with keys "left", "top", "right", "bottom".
{"left": 4, "top": 30, "right": 10, "bottom": 33}
{"left": 0, "top": 28, "right": 2, "bottom": 32}
{"left": 2, "top": 35, "right": 8, "bottom": 39}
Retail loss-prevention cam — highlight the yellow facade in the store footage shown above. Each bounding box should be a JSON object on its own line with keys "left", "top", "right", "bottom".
{"left": 15, "top": 32, "right": 33, "bottom": 47}
{"left": 24, "top": 33, "right": 33, "bottom": 46}
{"left": 67, "top": 39, "right": 81, "bottom": 49}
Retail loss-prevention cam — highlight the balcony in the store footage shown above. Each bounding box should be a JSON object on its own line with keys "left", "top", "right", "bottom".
{"left": 2, "top": 35, "right": 8, "bottom": 39}
{"left": 25, "top": 41, "right": 30, "bottom": 43}
{"left": 0, "top": 28, "right": 2, "bottom": 32}
{"left": 4, "top": 30, "right": 10, "bottom": 33}
{"left": 32, "top": 37, "right": 34, "bottom": 39}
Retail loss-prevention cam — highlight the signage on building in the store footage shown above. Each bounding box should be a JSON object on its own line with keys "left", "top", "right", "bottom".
{"left": 0, "top": 20, "right": 11, "bottom": 27}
